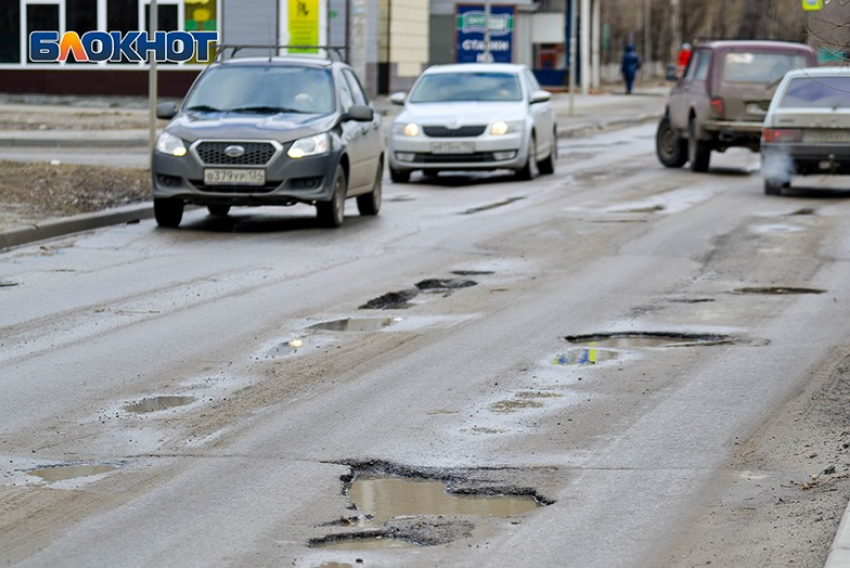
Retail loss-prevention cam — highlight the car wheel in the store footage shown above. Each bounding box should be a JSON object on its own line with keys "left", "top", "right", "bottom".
{"left": 656, "top": 116, "right": 688, "bottom": 168}
{"left": 316, "top": 165, "right": 346, "bottom": 228}
{"left": 154, "top": 198, "right": 184, "bottom": 228}
{"left": 357, "top": 161, "right": 382, "bottom": 216}
{"left": 763, "top": 178, "right": 789, "bottom": 196}
{"left": 537, "top": 128, "right": 557, "bottom": 175}
{"left": 516, "top": 135, "right": 538, "bottom": 181}
{"left": 390, "top": 167, "right": 410, "bottom": 183}
{"left": 688, "top": 118, "right": 711, "bottom": 172}
{"left": 207, "top": 204, "right": 231, "bottom": 217}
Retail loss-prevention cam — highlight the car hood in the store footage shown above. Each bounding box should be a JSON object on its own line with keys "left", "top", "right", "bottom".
{"left": 395, "top": 101, "right": 528, "bottom": 125}
{"left": 166, "top": 112, "right": 337, "bottom": 143}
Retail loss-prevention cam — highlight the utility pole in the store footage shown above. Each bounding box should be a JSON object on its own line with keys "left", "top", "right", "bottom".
{"left": 580, "top": 0, "right": 589, "bottom": 94}
{"left": 568, "top": 0, "right": 577, "bottom": 115}
{"left": 483, "top": 0, "right": 492, "bottom": 62}
{"left": 669, "top": 0, "right": 680, "bottom": 63}
{"left": 644, "top": 0, "right": 650, "bottom": 82}
{"left": 591, "top": 0, "right": 600, "bottom": 89}
{"left": 148, "top": 0, "right": 157, "bottom": 169}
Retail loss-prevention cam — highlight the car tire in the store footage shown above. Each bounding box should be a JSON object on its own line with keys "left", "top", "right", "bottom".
{"left": 390, "top": 167, "right": 410, "bottom": 183}
{"left": 207, "top": 204, "right": 231, "bottom": 217}
{"left": 688, "top": 118, "right": 711, "bottom": 172}
{"left": 516, "top": 135, "right": 538, "bottom": 181}
{"left": 537, "top": 129, "right": 557, "bottom": 175}
{"left": 154, "top": 198, "right": 184, "bottom": 228}
{"left": 357, "top": 162, "right": 382, "bottom": 216}
{"left": 317, "top": 165, "right": 346, "bottom": 228}
{"left": 763, "top": 178, "right": 788, "bottom": 196}
{"left": 656, "top": 116, "right": 688, "bottom": 168}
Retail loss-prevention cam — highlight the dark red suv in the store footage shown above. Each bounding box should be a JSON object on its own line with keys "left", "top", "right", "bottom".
{"left": 656, "top": 40, "right": 817, "bottom": 172}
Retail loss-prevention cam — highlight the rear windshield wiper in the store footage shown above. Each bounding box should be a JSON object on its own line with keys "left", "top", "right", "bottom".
{"left": 185, "top": 104, "right": 222, "bottom": 113}
{"left": 228, "top": 105, "right": 304, "bottom": 114}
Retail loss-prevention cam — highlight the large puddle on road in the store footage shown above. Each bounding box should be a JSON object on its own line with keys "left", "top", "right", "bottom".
{"left": 348, "top": 476, "right": 541, "bottom": 525}
{"left": 123, "top": 395, "right": 196, "bottom": 414}
{"left": 30, "top": 464, "right": 117, "bottom": 482}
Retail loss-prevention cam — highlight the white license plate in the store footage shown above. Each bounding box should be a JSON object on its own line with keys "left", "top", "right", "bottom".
{"left": 430, "top": 141, "right": 474, "bottom": 154}
{"left": 746, "top": 103, "right": 767, "bottom": 116}
{"left": 204, "top": 168, "right": 265, "bottom": 185}
{"left": 804, "top": 130, "right": 850, "bottom": 143}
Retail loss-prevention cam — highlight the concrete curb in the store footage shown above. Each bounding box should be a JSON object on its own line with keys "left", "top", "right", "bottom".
{"left": 0, "top": 130, "right": 150, "bottom": 148}
{"left": 0, "top": 202, "right": 153, "bottom": 250}
{"left": 825, "top": 502, "right": 850, "bottom": 568}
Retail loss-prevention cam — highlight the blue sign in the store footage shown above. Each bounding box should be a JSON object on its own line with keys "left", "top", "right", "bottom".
{"left": 455, "top": 4, "right": 515, "bottom": 63}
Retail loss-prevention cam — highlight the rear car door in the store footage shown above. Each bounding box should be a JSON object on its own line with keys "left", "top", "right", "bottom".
{"left": 669, "top": 47, "right": 711, "bottom": 132}
{"left": 524, "top": 68, "right": 555, "bottom": 157}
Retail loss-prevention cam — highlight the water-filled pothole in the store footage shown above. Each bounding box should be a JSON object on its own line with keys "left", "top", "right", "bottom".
{"left": 30, "top": 464, "right": 117, "bottom": 482}
{"left": 415, "top": 278, "right": 477, "bottom": 292}
{"left": 348, "top": 476, "right": 541, "bottom": 524}
{"left": 123, "top": 395, "right": 196, "bottom": 414}
{"left": 732, "top": 286, "right": 826, "bottom": 295}
{"left": 308, "top": 317, "right": 400, "bottom": 332}
{"left": 0, "top": 280, "right": 19, "bottom": 287}
{"left": 553, "top": 348, "right": 619, "bottom": 365}
{"left": 314, "top": 534, "right": 420, "bottom": 550}
{"left": 564, "top": 332, "right": 734, "bottom": 348}
{"left": 359, "top": 289, "right": 419, "bottom": 310}
{"left": 451, "top": 270, "right": 495, "bottom": 276}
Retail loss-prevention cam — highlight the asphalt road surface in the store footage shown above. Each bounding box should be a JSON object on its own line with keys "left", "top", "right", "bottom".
{"left": 4, "top": 124, "right": 850, "bottom": 568}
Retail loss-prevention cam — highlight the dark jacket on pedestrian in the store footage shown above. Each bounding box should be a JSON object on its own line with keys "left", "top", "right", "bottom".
{"left": 621, "top": 44, "right": 641, "bottom": 79}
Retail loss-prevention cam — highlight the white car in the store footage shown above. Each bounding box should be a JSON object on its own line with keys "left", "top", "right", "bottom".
{"left": 387, "top": 63, "right": 557, "bottom": 182}
{"left": 761, "top": 66, "right": 850, "bottom": 195}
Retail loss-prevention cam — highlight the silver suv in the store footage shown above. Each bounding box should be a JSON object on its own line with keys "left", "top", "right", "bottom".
{"left": 152, "top": 48, "right": 384, "bottom": 228}
{"left": 656, "top": 40, "right": 817, "bottom": 172}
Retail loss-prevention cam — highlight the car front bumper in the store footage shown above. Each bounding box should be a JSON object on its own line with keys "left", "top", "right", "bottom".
{"left": 152, "top": 145, "right": 340, "bottom": 206}
{"left": 388, "top": 131, "right": 530, "bottom": 172}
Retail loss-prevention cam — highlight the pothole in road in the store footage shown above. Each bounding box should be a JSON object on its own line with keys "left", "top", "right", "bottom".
{"left": 416, "top": 278, "right": 477, "bottom": 293}
{"left": 123, "top": 395, "right": 196, "bottom": 414}
{"left": 29, "top": 463, "right": 118, "bottom": 482}
{"left": 732, "top": 286, "right": 826, "bottom": 296}
{"left": 564, "top": 332, "right": 736, "bottom": 348}
{"left": 358, "top": 289, "right": 419, "bottom": 310}
{"left": 462, "top": 196, "right": 525, "bottom": 215}
{"left": 0, "top": 280, "right": 19, "bottom": 287}
{"left": 451, "top": 269, "right": 495, "bottom": 276}
{"left": 308, "top": 317, "right": 401, "bottom": 332}
{"left": 313, "top": 462, "right": 552, "bottom": 549}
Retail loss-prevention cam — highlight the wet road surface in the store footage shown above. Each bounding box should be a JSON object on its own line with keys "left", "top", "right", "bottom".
{"left": 4, "top": 125, "right": 850, "bottom": 566}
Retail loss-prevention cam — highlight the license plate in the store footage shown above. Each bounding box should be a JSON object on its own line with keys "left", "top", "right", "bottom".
{"left": 746, "top": 103, "right": 767, "bottom": 116}
{"left": 430, "top": 141, "right": 474, "bottom": 154}
{"left": 804, "top": 129, "right": 850, "bottom": 143}
{"left": 204, "top": 168, "right": 265, "bottom": 185}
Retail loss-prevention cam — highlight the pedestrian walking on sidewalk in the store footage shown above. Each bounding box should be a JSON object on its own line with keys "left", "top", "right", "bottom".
{"left": 621, "top": 43, "right": 641, "bottom": 95}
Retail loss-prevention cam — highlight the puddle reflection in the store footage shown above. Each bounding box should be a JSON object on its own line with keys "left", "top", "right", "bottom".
{"left": 30, "top": 464, "right": 116, "bottom": 482}
{"left": 349, "top": 476, "right": 540, "bottom": 524}
{"left": 123, "top": 396, "right": 196, "bottom": 414}
{"left": 309, "top": 318, "right": 400, "bottom": 332}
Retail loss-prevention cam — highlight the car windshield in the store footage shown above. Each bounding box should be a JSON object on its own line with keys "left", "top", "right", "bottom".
{"left": 408, "top": 71, "right": 522, "bottom": 103}
{"left": 721, "top": 51, "right": 809, "bottom": 84}
{"left": 779, "top": 75, "right": 850, "bottom": 108}
{"left": 183, "top": 65, "right": 335, "bottom": 114}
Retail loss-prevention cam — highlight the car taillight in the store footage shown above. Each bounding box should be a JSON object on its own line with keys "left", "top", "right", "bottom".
{"left": 762, "top": 128, "right": 803, "bottom": 143}
{"left": 710, "top": 97, "right": 723, "bottom": 119}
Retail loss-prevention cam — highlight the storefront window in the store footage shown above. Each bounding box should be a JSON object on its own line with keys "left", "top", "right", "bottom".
{"left": 0, "top": 3, "right": 21, "bottom": 63}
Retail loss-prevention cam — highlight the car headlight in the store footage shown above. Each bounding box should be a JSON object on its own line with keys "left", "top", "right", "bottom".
{"left": 393, "top": 123, "right": 420, "bottom": 137}
{"left": 288, "top": 133, "right": 330, "bottom": 158}
{"left": 490, "top": 120, "right": 524, "bottom": 136}
{"left": 155, "top": 131, "right": 187, "bottom": 156}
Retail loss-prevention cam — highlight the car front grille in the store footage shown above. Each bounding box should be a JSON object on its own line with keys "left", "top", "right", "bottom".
{"left": 190, "top": 180, "right": 280, "bottom": 193}
{"left": 414, "top": 153, "right": 496, "bottom": 164}
{"left": 423, "top": 125, "right": 487, "bottom": 138}
{"left": 195, "top": 141, "right": 278, "bottom": 166}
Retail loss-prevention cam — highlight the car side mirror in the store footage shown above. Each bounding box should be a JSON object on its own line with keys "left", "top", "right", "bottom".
{"left": 156, "top": 102, "right": 179, "bottom": 120}
{"left": 530, "top": 90, "right": 551, "bottom": 104}
{"left": 389, "top": 92, "right": 407, "bottom": 105}
{"left": 345, "top": 104, "right": 374, "bottom": 122}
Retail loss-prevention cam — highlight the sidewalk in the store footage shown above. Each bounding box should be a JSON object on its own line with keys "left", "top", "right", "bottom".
{"left": 0, "top": 83, "right": 669, "bottom": 250}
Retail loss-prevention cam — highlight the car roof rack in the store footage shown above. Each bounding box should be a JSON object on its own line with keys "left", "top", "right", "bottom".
{"left": 214, "top": 44, "right": 349, "bottom": 63}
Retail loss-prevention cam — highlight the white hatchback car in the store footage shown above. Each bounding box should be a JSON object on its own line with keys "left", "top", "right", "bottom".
{"left": 387, "top": 63, "right": 557, "bottom": 182}
{"left": 761, "top": 66, "right": 850, "bottom": 195}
